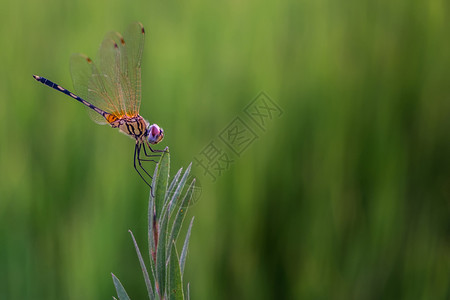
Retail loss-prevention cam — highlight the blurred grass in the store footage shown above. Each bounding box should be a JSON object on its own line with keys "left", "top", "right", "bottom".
{"left": 0, "top": 0, "right": 449, "bottom": 299}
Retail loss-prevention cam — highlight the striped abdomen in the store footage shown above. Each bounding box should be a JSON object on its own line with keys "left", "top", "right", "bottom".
{"left": 33, "top": 75, "right": 108, "bottom": 120}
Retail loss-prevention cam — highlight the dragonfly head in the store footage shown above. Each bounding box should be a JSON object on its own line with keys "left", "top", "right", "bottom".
{"left": 147, "top": 124, "right": 164, "bottom": 144}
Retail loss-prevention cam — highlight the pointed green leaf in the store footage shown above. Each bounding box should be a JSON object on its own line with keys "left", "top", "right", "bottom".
{"left": 148, "top": 196, "right": 157, "bottom": 277}
{"left": 111, "top": 273, "right": 131, "bottom": 300}
{"left": 156, "top": 205, "right": 170, "bottom": 297}
{"left": 186, "top": 283, "right": 190, "bottom": 300}
{"left": 166, "top": 167, "right": 183, "bottom": 202}
{"left": 180, "top": 217, "right": 194, "bottom": 275}
{"left": 168, "top": 163, "right": 192, "bottom": 219}
{"left": 168, "top": 242, "right": 184, "bottom": 300}
{"left": 151, "top": 147, "right": 170, "bottom": 220}
{"left": 168, "top": 179, "right": 196, "bottom": 258}
{"left": 129, "top": 230, "right": 154, "bottom": 299}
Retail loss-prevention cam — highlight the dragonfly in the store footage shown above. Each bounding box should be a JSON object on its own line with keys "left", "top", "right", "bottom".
{"left": 33, "top": 22, "right": 165, "bottom": 188}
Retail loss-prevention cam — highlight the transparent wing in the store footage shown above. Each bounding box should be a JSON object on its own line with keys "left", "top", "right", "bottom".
{"left": 70, "top": 53, "right": 108, "bottom": 124}
{"left": 95, "top": 22, "right": 145, "bottom": 117}
{"left": 71, "top": 42, "right": 123, "bottom": 123}
{"left": 70, "top": 53, "right": 91, "bottom": 100}
{"left": 94, "top": 34, "right": 125, "bottom": 116}
{"left": 69, "top": 22, "right": 145, "bottom": 122}
{"left": 121, "top": 22, "right": 145, "bottom": 116}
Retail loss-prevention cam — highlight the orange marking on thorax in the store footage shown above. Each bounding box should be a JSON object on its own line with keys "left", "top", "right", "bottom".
{"left": 106, "top": 114, "right": 118, "bottom": 123}
{"left": 126, "top": 112, "right": 138, "bottom": 118}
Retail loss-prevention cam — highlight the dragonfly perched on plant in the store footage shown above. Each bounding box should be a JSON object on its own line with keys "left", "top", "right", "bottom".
{"left": 33, "top": 22, "right": 165, "bottom": 187}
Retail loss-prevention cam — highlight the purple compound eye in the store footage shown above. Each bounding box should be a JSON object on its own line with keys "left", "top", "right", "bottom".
{"left": 147, "top": 124, "right": 164, "bottom": 144}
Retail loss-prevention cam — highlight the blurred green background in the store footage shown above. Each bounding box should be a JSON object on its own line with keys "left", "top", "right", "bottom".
{"left": 0, "top": 0, "right": 449, "bottom": 299}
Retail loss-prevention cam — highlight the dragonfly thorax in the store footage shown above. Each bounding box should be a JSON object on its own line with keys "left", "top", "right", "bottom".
{"left": 109, "top": 115, "right": 164, "bottom": 144}
{"left": 110, "top": 115, "right": 148, "bottom": 140}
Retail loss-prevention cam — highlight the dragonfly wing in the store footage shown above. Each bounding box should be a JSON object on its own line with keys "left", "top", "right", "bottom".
{"left": 70, "top": 53, "right": 108, "bottom": 125}
{"left": 101, "top": 22, "right": 145, "bottom": 117}
{"left": 69, "top": 23, "right": 145, "bottom": 123}
{"left": 70, "top": 53, "right": 91, "bottom": 100}
{"left": 121, "top": 22, "right": 145, "bottom": 117}
{"left": 95, "top": 34, "right": 125, "bottom": 116}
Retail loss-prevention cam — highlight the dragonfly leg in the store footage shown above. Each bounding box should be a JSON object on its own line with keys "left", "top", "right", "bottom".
{"left": 134, "top": 143, "right": 152, "bottom": 190}
{"left": 141, "top": 142, "right": 161, "bottom": 161}
{"left": 136, "top": 143, "right": 155, "bottom": 179}
{"left": 146, "top": 141, "right": 169, "bottom": 154}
